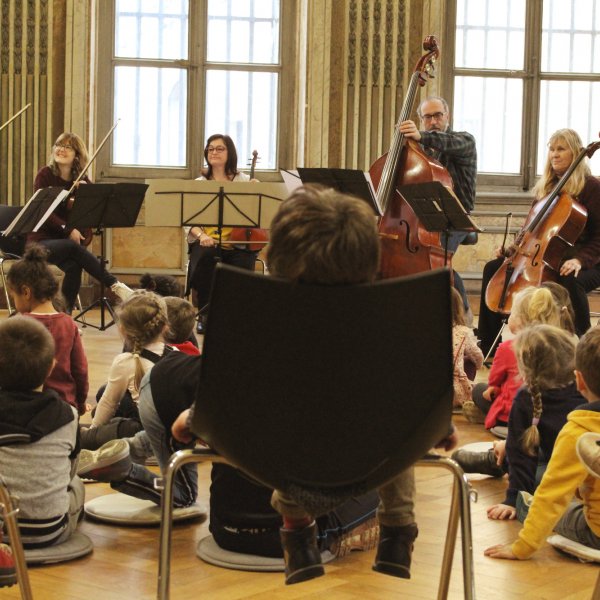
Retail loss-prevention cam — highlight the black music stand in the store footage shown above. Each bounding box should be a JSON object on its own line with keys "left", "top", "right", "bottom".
{"left": 67, "top": 183, "right": 147, "bottom": 331}
{"left": 3, "top": 188, "right": 69, "bottom": 238}
{"left": 397, "top": 181, "right": 480, "bottom": 266}
{"left": 297, "top": 168, "right": 381, "bottom": 215}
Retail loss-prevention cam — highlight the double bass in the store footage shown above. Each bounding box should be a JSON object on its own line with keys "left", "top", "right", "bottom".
{"left": 370, "top": 36, "right": 453, "bottom": 278}
{"left": 485, "top": 137, "right": 600, "bottom": 314}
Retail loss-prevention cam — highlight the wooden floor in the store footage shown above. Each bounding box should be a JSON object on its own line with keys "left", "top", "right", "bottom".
{"left": 1, "top": 308, "right": 599, "bottom": 600}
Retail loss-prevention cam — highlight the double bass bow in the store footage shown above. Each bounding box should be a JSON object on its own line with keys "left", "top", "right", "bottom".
{"left": 229, "top": 149, "right": 269, "bottom": 251}
{"left": 485, "top": 135, "right": 600, "bottom": 315}
{"left": 370, "top": 36, "right": 453, "bottom": 278}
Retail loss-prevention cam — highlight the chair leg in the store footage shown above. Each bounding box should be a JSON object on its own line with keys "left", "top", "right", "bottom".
{"left": 0, "top": 261, "right": 15, "bottom": 315}
{"left": 157, "top": 448, "right": 225, "bottom": 600}
{"left": 0, "top": 477, "right": 33, "bottom": 600}
{"left": 417, "top": 455, "right": 476, "bottom": 600}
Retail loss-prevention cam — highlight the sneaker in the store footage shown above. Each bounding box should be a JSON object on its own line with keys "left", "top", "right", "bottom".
{"left": 110, "top": 281, "right": 135, "bottom": 302}
{"left": 77, "top": 439, "right": 132, "bottom": 482}
{"left": 451, "top": 447, "right": 504, "bottom": 477}
{"left": 328, "top": 516, "right": 379, "bottom": 558}
{"left": 462, "top": 401, "right": 485, "bottom": 424}
{"left": 372, "top": 523, "right": 418, "bottom": 579}
{"left": 576, "top": 432, "right": 600, "bottom": 478}
{"left": 0, "top": 543, "right": 16, "bottom": 588}
{"left": 280, "top": 522, "right": 325, "bottom": 585}
{"left": 516, "top": 490, "right": 533, "bottom": 523}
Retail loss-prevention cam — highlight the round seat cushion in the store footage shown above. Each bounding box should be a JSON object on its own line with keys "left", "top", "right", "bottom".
{"left": 547, "top": 534, "right": 600, "bottom": 563}
{"left": 196, "top": 534, "right": 335, "bottom": 572}
{"left": 84, "top": 493, "right": 206, "bottom": 526}
{"left": 24, "top": 531, "right": 93, "bottom": 565}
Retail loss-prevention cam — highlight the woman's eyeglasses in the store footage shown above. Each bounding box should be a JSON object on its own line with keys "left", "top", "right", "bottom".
{"left": 54, "top": 143, "right": 74, "bottom": 151}
{"left": 207, "top": 146, "right": 227, "bottom": 154}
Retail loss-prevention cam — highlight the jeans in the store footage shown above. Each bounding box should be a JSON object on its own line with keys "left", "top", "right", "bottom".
{"left": 554, "top": 501, "right": 600, "bottom": 549}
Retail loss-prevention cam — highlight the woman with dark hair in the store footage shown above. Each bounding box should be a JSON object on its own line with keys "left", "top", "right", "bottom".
{"left": 29, "top": 132, "right": 133, "bottom": 312}
{"left": 186, "top": 134, "right": 258, "bottom": 331}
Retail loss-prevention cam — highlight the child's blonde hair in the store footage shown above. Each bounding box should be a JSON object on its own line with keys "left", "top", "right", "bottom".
{"left": 117, "top": 291, "right": 168, "bottom": 391}
{"left": 541, "top": 281, "right": 576, "bottom": 334}
{"left": 163, "top": 296, "right": 196, "bottom": 344}
{"left": 450, "top": 287, "right": 466, "bottom": 327}
{"left": 514, "top": 324, "right": 577, "bottom": 456}
{"left": 511, "top": 286, "right": 563, "bottom": 329}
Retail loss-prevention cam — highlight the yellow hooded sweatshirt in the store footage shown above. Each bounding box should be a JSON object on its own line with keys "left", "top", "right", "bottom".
{"left": 512, "top": 408, "right": 600, "bottom": 559}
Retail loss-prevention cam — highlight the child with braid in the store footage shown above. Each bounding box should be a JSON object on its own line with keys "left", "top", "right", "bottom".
{"left": 486, "top": 326, "right": 600, "bottom": 560}
{"left": 486, "top": 325, "right": 584, "bottom": 520}
{"left": 80, "top": 292, "right": 170, "bottom": 449}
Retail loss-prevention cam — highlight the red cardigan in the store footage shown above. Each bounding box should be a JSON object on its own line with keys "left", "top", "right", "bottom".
{"left": 26, "top": 312, "right": 89, "bottom": 415}
{"left": 484, "top": 339, "right": 523, "bottom": 429}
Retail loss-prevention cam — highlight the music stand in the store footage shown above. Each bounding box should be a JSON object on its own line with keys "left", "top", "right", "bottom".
{"left": 67, "top": 183, "right": 147, "bottom": 330}
{"left": 397, "top": 181, "right": 481, "bottom": 266}
{"left": 297, "top": 168, "right": 381, "bottom": 215}
{"left": 3, "top": 188, "right": 69, "bottom": 238}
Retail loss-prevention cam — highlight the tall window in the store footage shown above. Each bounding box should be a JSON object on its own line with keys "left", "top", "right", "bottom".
{"left": 447, "top": 0, "right": 600, "bottom": 188}
{"left": 96, "top": 0, "right": 292, "bottom": 180}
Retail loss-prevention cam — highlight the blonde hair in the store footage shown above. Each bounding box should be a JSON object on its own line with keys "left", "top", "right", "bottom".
{"left": 511, "top": 286, "right": 563, "bottom": 329}
{"left": 450, "top": 287, "right": 466, "bottom": 326}
{"left": 48, "top": 132, "right": 89, "bottom": 181}
{"left": 117, "top": 292, "right": 168, "bottom": 391}
{"left": 532, "top": 129, "right": 589, "bottom": 200}
{"left": 541, "top": 281, "right": 576, "bottom": 334}
{"left": 514, "top": 324, "right": 577, "bottom": 456}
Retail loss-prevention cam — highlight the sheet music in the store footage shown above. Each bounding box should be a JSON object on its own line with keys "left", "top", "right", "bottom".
{"left": 3, "top": 188, "right": 70, "bottom": 236}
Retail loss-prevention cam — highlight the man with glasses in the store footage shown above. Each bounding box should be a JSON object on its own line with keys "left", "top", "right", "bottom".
{"left": 399, "top": 96, "right": 477, "bottom": 322}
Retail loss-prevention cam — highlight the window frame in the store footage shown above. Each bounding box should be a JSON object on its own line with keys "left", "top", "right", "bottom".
{"left": 93, "top": 0, "right": 296, "bottom": 182}
{"left": 442, "top": 0, "right": 600, "bottom": 191}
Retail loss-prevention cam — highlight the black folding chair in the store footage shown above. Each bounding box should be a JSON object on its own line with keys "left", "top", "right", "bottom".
{"left": 157, "top": 265, "right": 475, "bottom": 599}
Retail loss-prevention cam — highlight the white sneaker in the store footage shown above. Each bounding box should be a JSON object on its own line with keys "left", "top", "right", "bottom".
{"left": 110, "top": 281, "right": 134, "bottom": 302}
{"left": 77, "top": 439, "right": 131, "bottom": 482}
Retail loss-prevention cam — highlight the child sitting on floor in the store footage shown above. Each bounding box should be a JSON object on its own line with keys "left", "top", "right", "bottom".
{"left": 163, "top": 296, "right": 200, "bottom": 355}
{"left": 485, "top": 325, "right": 584, "bottom": 521}
{"left": 485, "top": 326, "right": 600, "bottom": 560}
{"left": 6, "top": 244, "right": 89, "bottom": 415}
{"left": 0, "top": 317, "right": 84, "bottom": 551}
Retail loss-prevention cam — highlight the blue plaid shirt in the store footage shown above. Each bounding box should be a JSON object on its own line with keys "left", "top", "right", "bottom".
{"left": 419, "top": 129, "right": 477, "bottom": 212}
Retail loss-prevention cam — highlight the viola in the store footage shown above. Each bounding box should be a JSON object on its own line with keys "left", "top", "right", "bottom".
{"left": 485, "top": 137, "right": 600, "bottom": 314}
{"left": 369, "top": 36, "right": 453, "bottom": 278}
{"left": 230, "top": 149, "right": 269, "bottom": 251}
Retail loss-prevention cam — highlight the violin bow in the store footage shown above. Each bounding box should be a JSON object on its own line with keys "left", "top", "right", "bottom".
{"left": 68, "top": 119, "right": 120, "bottom": 194}
{"left": 0, "top": 104, "right": 32, "bottom": 133}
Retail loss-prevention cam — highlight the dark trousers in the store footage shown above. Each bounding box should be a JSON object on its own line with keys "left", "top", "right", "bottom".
{"left": 188, "top": 244, "right": 257, "bottom": 310}
{"left": 38, "top": 238, "right": 117, "bottom": 311}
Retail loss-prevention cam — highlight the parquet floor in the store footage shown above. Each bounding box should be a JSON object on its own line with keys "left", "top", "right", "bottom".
{"left": 0, "top": 308, "right": 598, "bottom": 599}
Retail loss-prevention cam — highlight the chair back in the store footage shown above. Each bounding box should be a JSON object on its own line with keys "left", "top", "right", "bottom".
{"left": 192, "top": 265, "right": 453, "bottom": 506}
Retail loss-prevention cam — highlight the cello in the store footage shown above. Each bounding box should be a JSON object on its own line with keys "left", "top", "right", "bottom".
{"left": 229, "top": 149, "right": 269, "bottom": 251}
{"left": 370, "top": 36, "right": 453, "bottom": 278}
{"left": 485, "top": 136, "right": 600, "bottom": 315}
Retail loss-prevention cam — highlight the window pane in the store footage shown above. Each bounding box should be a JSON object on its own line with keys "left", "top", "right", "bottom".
{"left": 113, "top": 66, "right": 187, "bottom": 167}
{"left": 541, "top": 0, "right": 600, "bottom": 73}
{"left": 115, "top": 0, "right": 188, "bottom": 59}
{"left": 453, "top": 76, "right": 523, "bottom": 173}
{"left": 455, "top": 0, "right": 525, "bottom": 69}
{"left": 204, "top": 70, "right": 278, "bottom": 170}
{"left": 537, "top": 80, "right": 600, "bottom": 174}
{"left": 207, "top": 0, "right": 280, "bottom": 64}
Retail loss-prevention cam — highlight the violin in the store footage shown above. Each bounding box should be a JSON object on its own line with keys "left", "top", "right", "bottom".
{"left": 369, "top": 36, "right": 453, "bottom": 278}
{"left": 229, "top": 149, "right": 269, "bottom": 251}
{"left": 485, "top": 137, "right": 600, "bottom": 314}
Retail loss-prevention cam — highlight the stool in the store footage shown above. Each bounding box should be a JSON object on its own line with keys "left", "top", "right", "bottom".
{"left": 196, "top": 534, "right": 335, "bottom": 572}
{"left": 84, "top": 493, "right": 206, "bottom": 526}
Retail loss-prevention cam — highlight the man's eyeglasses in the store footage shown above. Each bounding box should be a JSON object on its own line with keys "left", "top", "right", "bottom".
{"left": 54, "top": 143, "right": 74, "bottom": 151}
{"left": 420, "top": 112, "right": 446, "bottom": 122}
{"left": 207, "top": 146, "right": 227, "bottom": 154}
